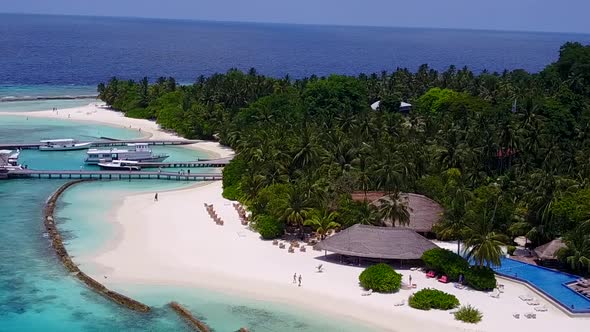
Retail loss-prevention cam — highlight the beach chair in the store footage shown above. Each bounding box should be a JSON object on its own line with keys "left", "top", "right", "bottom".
{"left": 361, "top": 289, "right": 373, "bottom": 296}
{"left": 490, "top": 289, "right": 501, "bottom": 298}
{"left": 527, "top": 299, "right": 540, "bottom": 306}
{"left": 426, "top": 271, "right": 435, "bottom": 278}
{"left": 438, "top": 275, "right": 449, "bottom": 283}
{"left": 534, "top": 305, "right": 548, "bottom": 312}
{"left": 519, "top": 294, "right": 533, "bottom": 301}
{"left": 394, "top": 299, "right": 405, "bottom": 307}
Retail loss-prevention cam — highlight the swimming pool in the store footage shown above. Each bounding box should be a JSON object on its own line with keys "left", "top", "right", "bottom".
{"left": 493, "top": 257, "right": 590, "bottom": 313}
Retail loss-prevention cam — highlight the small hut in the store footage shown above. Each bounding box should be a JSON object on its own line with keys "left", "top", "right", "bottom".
{"left": 350, "top": 192, "right": 443, "bottom": 235}
{"left": 534, "top": 238, "right": 566, "bottom": 262}
{"left": 316, "top": 224, "right": 438, "bottom": 265}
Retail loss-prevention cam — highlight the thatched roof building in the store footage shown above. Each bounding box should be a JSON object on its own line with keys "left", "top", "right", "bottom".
{"left": 316, "top": 224, "right": 438, "bottom": 260}
{"left": 534, "top": 238, "right": 566, "bottom": 260}
{"left": 350, "top": 192, "right": 443, "bottom": 233}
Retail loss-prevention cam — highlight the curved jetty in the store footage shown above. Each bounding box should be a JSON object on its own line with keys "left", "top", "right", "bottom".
{"left": 169, "top": 302, "right": 211, "bottom": 332}
{"left": 44, "top": 180, "right": 151, "bottom": 313}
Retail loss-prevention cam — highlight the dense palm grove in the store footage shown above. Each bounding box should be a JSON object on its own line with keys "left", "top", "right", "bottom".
{"left": 98, "top": 43, "right": 590, "bottom": 272}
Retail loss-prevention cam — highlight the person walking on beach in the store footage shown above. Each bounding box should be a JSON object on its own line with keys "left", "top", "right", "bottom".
{"left": 409, "top": 275, "right": 412, "bottom": 286}
{"left": 298, "top": 274, "right": 302, "bottom": 287}
{"left": 154, "top": 193, "right": 158, "bottom": 201}
{"left": 293, "top": 273, "right": 297, "bottom": 284}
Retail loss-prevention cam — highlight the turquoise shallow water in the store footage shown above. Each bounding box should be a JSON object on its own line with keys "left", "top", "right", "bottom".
{"left": 0, "top": 115, "right": 374, "bottom": 331}
{"left": 0, "top": 99, "right": 96, "bottom": 112}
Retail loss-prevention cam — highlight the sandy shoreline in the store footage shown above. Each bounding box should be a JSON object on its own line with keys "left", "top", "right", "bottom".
{"left": 5, "top": 101, "right": 589, "bottom": 331}
{"left": 0, "top": 102, "right": 234, "bottom": 159}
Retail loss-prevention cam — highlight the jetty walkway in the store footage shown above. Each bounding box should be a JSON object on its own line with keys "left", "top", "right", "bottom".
{"left": 7, "top": 169, "right": 222, "bottom": 181}
{"left": 0, "top": 139, "right": 201, "bottom": 150}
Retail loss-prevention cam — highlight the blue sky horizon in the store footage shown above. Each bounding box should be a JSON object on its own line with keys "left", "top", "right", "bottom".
{"left": 3, "top": 0, "right": 590, "bottom": 34}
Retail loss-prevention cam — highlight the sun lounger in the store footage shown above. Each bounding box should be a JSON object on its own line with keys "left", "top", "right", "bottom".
{"left": 316, "top": 264, "right": 323, "bottom": 273}
{"left": 519, "top": 295, "right": 533, "bottom": 301}
{"left": 490, "top": 289, "right": 501, "bottom": 298}
{"left": 288, "top": 247, "right": 294, "bottom": 253}
{"left": 426, "top": 271, "right": 435, "bottom": 278}
{"left": 527, "top": 300, "right": 540, "bottom": 306}
{"left": 394, "top": 299, "right": 405, "bottom": 306}
{"left": 361, "top": 289, "right": 373, "bottom": 296}
{"left": 454, "top": 283, "right": 466, "bottom": 289}
{"left": 300, "top": 246, "right": 306, "bottom": 252}
{"left": 512, "top": 313, "right": 520, "bottom": 319}
{"left": 410, "top": 267, "right": 418, "bottom": 271}
{"left": 524, "top": 313, "right": 537, "bottom": 319}
{"left": 534, "top": 306, "right": 548, "bottom": 312}
{"left": 272, "top": 240, "right": 278, "bottom": 245}
{"left": 438, "top": 275, "right": 449, "bottom": 283}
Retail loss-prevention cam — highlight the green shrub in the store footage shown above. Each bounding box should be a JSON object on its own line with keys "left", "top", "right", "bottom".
{"left": 454, "top": 305, "right": 483, "bottom": 323}
{"left": 253, "top": 215, "right": 284, "bottom": 239}
{"left": 421, "top": 248, "right": 469, "bottom": 281}
{"left": 408, "top": 288, "right": 460, "bottom": 310}
{"left": 506, "top": 245, "right": 516, "bottom": 255}
{"left": 222, "top": 185, "right": 242, "bottom": 201}
{"left": 358, "top": 263, "right": 402, "bottom": 293}
{"left": 222, "top": 158, "right": 247, "bottom": 190}
{"left": 464, "top": 266, "right": 496, "bottom": 291}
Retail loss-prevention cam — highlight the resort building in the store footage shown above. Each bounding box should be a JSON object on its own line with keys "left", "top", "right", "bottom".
{"left": 316, "top": 224, "right": 438, "bottom": 264}
{"left": 370, "top": 100, "right": 412, "bottom": 113}
{"left": 351, "top": 191, "right": 443, "bottom": 235}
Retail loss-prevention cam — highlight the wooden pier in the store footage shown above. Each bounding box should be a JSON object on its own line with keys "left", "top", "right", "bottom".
{"left": 135, "top": 157, "right": 232, "bottom": 168}
{"left": 0, "top": 139, "right": 201, "bottom": 150}
{"left": 7, "top": 169, "right": 221, "bottom": 181}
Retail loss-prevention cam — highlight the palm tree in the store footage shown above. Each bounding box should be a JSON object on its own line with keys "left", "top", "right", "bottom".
{"left": 356, "top": 201, "right": 380, "bottom": 226}
{"left": 462, "top": 211, "right": 509, "bottom": 267}
{"left": 304, "top": 209, "right": 340, "bottom": 240}
{"left": 282, "top": 186, "right": 313, "bottom": 239}
{"left": 377, "top": 192, "right": 412, "bottom": 227}
{"left": 557, "top": 229, "right": 590, "bottom": 273}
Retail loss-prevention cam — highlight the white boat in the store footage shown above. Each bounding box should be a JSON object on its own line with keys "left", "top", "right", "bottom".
{"left": 0, "top": 149, "right": 24, "bottom": 170}
{"left": 85, "top": 143, "right": 169, "bottom": 164}
{"left": 98, "top": 160, "right": 141, "bottom": 171}
{"left": 39, "top": 139, "right": 92, "bottom": 151}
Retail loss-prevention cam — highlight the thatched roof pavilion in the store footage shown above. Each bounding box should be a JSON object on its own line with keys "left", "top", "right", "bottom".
{"left": 316, "top": 224, "right": 438, "bottom": 260}
{"left": 534, "top": 238, "right": 566, "bottom": 260}
{"left": 351, "top": 192, "right": 443, "bottom": 233}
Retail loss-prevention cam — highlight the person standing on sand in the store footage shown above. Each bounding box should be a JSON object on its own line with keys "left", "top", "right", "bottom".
{"left": 298, "top": 274, "right": 302, "bottom": 287}
{"left": 293, "top": 273, "right": 297, "bottom": 284}
{"left": 409, "top": 275, "right": 412, "bottom": 286}
{"left": 154, "top": 193, "right": 158, "bottom": 201}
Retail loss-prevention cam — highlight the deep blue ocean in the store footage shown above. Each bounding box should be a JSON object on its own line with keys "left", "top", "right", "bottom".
{"left": 1, "top": 13, "right": 590, "bottom": 86}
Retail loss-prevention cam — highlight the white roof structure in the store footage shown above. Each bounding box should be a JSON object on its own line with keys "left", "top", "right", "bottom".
{"left": 40, "top": 139, "right": 75, "bottom": 143}
{"left": 370, "top": 100, "right": 412, "bottom": 111}
{"left": 370, "top": 100, "right": 381, "bottom": 111}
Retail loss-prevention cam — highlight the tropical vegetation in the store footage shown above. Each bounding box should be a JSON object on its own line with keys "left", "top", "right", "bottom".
{"left": 454, "top": 305, "right": 483, "bottom": 323}
{"left": 98, "top": 43, "right": 590, "bottom": 272}
{"left": 358, "top": 263, "right": 403, "bottom": 293}
{"left": 408, "top": 288, "right": 460, "bottom": 310}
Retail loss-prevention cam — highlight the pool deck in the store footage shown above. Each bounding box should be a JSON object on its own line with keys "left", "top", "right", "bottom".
{"left": 494, "top": 258, "right": 590, "bottom": 316}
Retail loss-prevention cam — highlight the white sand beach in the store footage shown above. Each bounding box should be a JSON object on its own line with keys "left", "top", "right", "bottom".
{"left": 0, "top": 102, "right": 234, "bottom": 159}
{"left": 4, "top": 101, "right": 589, "bottom": 331}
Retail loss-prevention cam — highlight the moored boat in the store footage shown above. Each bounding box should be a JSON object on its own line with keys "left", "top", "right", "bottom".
{"left": 85, "top": 143, "right": 168, "bottom": 164}
{"left": 0, "top": 149, "right": 24, "bottom": 170}
{"left": 39, "top": 139, "right": 92, "bottom": 151}
{"left": 98, "top": 160, "right": 142, "bottom": 171}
